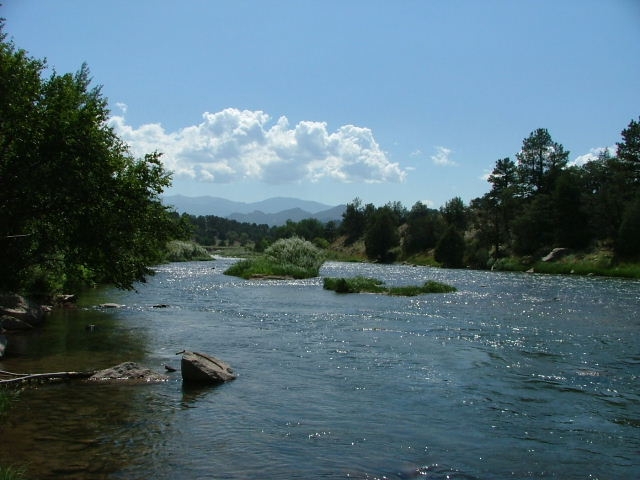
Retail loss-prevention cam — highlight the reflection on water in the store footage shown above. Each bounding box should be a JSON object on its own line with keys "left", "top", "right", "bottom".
{"left": 0, "top": 260, "right": 639, "bottom": 479}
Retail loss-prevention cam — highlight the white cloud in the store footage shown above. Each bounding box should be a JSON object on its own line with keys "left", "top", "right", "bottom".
{"left": 570, "top": 146, "right": 615, "bottom": 167}
{"left": 108, "top": 108, "right": 406, "bottom": 185}
{"left": 431, "top": 146, "right": 457, "bottom": 166}
{"left": 115, "top": 102, "right": 128, "bottom": 114}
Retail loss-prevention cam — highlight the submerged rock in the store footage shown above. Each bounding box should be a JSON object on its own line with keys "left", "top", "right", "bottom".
{"left": 180, "top": 351, "right": 236, "bottom": 384}
{"left": 99, "top": 303, "right": 124, "bottom": 309}
{"left": 88, "top": 362, "right": 168, "bottom": 383}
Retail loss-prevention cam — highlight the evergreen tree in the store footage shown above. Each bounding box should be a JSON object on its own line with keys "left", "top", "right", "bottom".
{"left": 616, "top": 195, "right": 640, "bottom": 259}
{"left": 364, "top": 206, "right": 400, "bottom": 262}
{"left": 440, "top": 196, "right": 467, "bottom": 231}
{"left": 516, "top": 128, "right": 569, "bottom": 196}
{"left": 434, "top": 226, "right": 465, "bottom": 268}
{"left": 485, "top": 157, "right": 520, "bottom": 256}
{"left": 617, "top": 116, "right": 640, "bottom": 186}
{"left": 402, "top": 202, "right": 444, "bottom": 255}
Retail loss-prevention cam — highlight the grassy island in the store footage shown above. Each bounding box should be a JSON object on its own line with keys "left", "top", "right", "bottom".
{"left": 323, "top": 276, "right": 457, "bottom": 296}
{"left": 224, "top": 237, "right": 325, "bottom": 279}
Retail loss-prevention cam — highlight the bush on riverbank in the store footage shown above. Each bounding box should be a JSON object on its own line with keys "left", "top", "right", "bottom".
{"left": 224, "top": 237, "right": 325, "bottom": 279}
{"left": 323, "top": 276, "right": 457, "bottom": 295}
{"left": 489, "top": 250, "right": 640, "bottom": 278}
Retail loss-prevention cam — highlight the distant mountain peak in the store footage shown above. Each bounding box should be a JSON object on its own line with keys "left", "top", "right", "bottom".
{"left": 162, "top": 195, "right": 345, "bottom": 226}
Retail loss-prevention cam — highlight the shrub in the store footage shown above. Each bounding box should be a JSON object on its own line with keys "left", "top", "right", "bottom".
{"left": 323, "top": 276, "right": 385, "bottom": 293}
{"left": 323, "top": 276, "right": 456, "bottom": 295}
{"left": 165, "top": 240, "right": 212, "bottom": 262}
{"left": 224, "top": 237, "right": 325, "bottom": 279}
{"left": 264, "top": 237, "right": 325, "bottom": 272}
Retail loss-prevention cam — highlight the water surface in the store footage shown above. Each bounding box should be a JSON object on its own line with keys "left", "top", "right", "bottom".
{"left": 1, "top": 260, "right": 638, "bottom": 479}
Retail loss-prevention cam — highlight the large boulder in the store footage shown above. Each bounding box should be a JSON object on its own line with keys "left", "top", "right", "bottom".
{"left": 0, "top": 314, "right": 33, "bottom": 331}
{"left": 180, "top": 351, "right": 236, "bottom": 384}
{"left": 0, "top": 293, "right": 48, "bottom": 327}
{"left": 88, "top": 362, "right": 168, "bottom": 384}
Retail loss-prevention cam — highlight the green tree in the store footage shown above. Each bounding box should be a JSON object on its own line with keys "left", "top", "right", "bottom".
{"left": 511, "top": 194, "right": 555, "bottom": 255}
{"left": 440, "top": 196, "right": 467, "bottom": 231}
{"left": 434, "top": 226, "right": 465, "bottom": 268}
{"left": 616, "top": 194, "right": 640, "bottom": 258}
{"left": 364, "top": 206, "right": 400, "bottom": 262}
{"left": 341, "top": 198, "right": 375, "bottom": 244}
{"left": 552, "top": 168, "right": 590, "bottom": 249}
{"left": 516, "top": 128, "right": 569, "bottom": 196}
{"left": 402, "top": 202, "right": 445, "bottom": 255}
{"left": 0, "top": 24, "right": 177, "bottom": 293}
{"left": 485, "top": 157, "right": 520, "bottom": 256}
{"left": 617, "top": 116, "right": 640, "bottom": 186}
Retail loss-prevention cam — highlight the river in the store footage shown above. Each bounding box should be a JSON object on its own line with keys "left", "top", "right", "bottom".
{"left": 0, "top": 259, "right": 639, "bottom": 479}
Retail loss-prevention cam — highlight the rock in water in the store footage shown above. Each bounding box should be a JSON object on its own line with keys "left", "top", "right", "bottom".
{"left": 180, "top": 351, "right": 236, "bottom": 383}
{"left": 89, "top": 362, "right": 168, "bottom": 383}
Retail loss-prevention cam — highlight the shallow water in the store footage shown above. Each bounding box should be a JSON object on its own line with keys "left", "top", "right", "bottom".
{"left": 1, "top": 260, "right": 639, "bottom": 479}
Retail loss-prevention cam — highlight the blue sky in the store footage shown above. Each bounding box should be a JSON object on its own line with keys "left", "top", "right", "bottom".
{"left": 4, "top": 0, "right": 640, "bottom": 208}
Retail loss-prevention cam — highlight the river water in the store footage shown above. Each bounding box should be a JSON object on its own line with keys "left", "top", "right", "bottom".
{"left": 0, "top": 259, "right": 639, "bottom": 479}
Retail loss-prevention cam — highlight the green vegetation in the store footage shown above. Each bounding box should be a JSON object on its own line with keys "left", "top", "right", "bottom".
{"left": 224, "top": 237, "right": 325, "bottom": 279}
{"left": 180, "top": 118, "right": 640, "bottom": 279}
{"left": 0, "top": 21, "right": 188, "bottom": 296}
{"left": 0, "top": 391, "right": 11, "bottom": 416}
{"left": 323, "top": 276, "right": 456, "bottom": 295}
{"left": 323, "top": 276, "right": 386, "bottom": 293}
{"left": 164, "top": 240, "right": 212, "bottom": 262}
{"left": 0, "top": 466, "right": 26, "bottom": 480}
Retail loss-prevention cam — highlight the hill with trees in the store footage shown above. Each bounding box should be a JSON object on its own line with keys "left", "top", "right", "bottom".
{"left": 183, "top": 118, "right": 640, "bottom": 277}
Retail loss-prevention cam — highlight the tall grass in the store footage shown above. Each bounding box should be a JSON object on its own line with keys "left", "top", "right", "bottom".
{"left": 0, "top": 466, "right": 27, "bottom": 480}
{"left": 165, "top": 240, "right": 212, "bottom": 262}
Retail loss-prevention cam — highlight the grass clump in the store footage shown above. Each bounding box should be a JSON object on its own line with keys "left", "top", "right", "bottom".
{"left": 323, "top": 276, "right": 456, "bottom": 296}
{"left": 0, "top": 465, "right": 27, "bottom": 480}
{"left": 165, "top": 240, "right": 212, "bottom": 262}
{"left": 224, "top": 237, "right": 325, "bottom": 279}
{"left": 323, "top": 276, "right": 386, "bottom": 293}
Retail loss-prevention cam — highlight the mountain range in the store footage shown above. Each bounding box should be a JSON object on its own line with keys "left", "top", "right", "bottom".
{"left": 163, "top": 195, "right": 346, "bottom": 226}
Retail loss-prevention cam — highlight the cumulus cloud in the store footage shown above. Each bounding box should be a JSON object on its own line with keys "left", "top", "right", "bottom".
{"left": 108, "top": 108, "right": 406, "bottom": 185}
{"left": 570, "top": 146, "right": 615, "bottom": 167}
{"left": 431, "top": 146, "right": 456, "bottom": 166}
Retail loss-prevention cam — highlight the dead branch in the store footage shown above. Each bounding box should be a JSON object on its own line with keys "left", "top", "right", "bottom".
{"left": 0, "top": 370, "right": 96, "bottom": 386}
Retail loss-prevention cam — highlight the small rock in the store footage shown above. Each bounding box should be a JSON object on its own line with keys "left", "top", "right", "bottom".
{"left": 99, "top": 303, "right": 124, "bottom": 309}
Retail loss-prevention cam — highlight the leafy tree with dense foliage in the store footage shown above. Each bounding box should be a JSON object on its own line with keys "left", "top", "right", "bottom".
{"left": 434, "top": 226, "right": 465, "bottom": 268}
{"left": 340, "top": 197, "right": 375, "bottom": 244}
{"left": 402, "top": 202, "right": 445, "bottom": 256}
{"left": 0, "top": 22, "right": 178, "bottom": 294}
{"left": 364, "top": 205, "right": 400, "bottom": 262}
